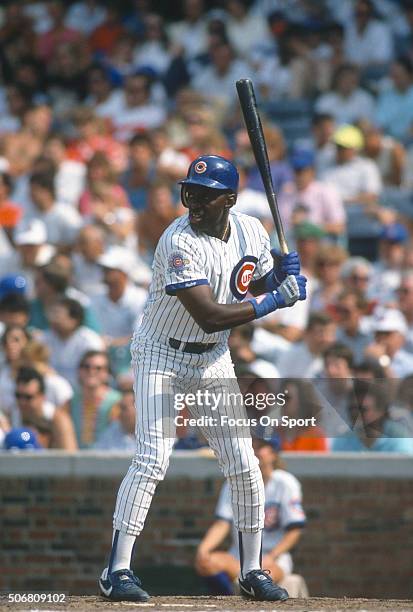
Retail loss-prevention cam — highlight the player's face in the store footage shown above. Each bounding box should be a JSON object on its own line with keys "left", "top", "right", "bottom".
{"left": 182, "top": 185, "right": 232, "bottom": 232}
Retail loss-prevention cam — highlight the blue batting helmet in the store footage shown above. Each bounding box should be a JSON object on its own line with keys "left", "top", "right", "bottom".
{"left": 179, "top": 155, "right": 239, "bottom": 192}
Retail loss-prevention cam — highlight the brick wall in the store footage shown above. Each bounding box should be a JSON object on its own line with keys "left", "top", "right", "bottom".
{"left": 0, "top": 453, "right": 412, "bottom": 598}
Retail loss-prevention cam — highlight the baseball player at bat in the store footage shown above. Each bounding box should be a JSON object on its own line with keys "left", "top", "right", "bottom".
{"left": 99, "top": 155, "right": 307, "bottom": 602}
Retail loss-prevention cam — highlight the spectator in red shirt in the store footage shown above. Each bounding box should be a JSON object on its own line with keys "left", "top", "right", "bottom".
{"left": 90, "top": 7, "right": 125, "bottom": 55}
{"left": 279, "top": 380, "right": 328, "bottom": 452}
{"left": 0, "top": 172, "right": 21, "bottom": 240}
{"left": 37, "top": 1, "right": 83, "bottom": 63}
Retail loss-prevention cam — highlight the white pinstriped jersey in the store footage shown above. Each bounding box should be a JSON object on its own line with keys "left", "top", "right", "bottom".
{"left": 131, "top": 210, "right": 273, "bottom": 347}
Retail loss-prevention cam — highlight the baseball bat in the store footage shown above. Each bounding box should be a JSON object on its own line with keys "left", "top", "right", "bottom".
{"left": 236, "top": 78, "right": 289, "bottom": 254}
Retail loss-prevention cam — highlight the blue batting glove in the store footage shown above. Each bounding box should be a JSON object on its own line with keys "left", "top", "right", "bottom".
{"left": 264, "top": 249, "right": 301, "bottom": 292}
{"left": 248, "top": 274, "right": 307, "bottom": 319}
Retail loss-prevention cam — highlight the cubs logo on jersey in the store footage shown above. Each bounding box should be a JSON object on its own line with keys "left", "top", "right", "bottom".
{"left": 264, "top": 502, "right": 281, "bottom": 531}
{"left": 230, "top": 256, "right": 258, "bottom": 300}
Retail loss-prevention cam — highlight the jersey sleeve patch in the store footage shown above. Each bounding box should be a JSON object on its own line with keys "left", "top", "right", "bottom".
{"left": 167, "top": 251, "right": 190, "bottom": 273}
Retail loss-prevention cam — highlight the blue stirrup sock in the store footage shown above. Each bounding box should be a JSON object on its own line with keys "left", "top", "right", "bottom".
{"left": 109, "top": 529, "right": 137, "bottom": 573}
{"left": 238, "top": 531, "right": 262, "bottom": 578}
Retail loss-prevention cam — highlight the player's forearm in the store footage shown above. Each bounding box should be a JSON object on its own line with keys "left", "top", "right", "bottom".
{"left": 201, "top": 302, "right": 257, "bottom": 333}
{"left": 269, "top": 528, "right": 302, "bottom": 559}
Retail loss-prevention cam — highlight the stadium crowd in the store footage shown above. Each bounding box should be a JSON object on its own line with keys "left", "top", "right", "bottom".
{"left": 1, "top": 0, "right": 413, "bottom": 453}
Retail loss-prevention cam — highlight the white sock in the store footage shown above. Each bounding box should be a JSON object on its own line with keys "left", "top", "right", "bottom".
{"left": 239, "top": 531, "right": 262, "bottom": 577}
{"left": 110, "top": 530, "right": 136, "bottom": 573}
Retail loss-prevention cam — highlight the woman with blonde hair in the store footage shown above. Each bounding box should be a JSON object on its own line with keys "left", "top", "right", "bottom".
{"left": 19, "top": 339, "right": 74, "bottom": 410}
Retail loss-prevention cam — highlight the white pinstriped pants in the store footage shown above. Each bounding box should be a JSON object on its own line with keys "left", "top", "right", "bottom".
{"left": 113, "top": 340, "right": 264, "bottom": 536}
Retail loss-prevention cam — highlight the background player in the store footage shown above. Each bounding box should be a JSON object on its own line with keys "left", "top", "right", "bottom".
{"left": 99, "top": 155, "right": 307, "bottom": 602}
{"left": 195, "top": 435, "right": 306, "bottom": 594}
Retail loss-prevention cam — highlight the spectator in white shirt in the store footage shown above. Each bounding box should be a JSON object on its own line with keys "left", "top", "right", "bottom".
{"left": 277, "top": 312, "right": 336, "bottom": 379}
{"left": 369, "top": 223, "right": 409, "bottom": 304}
{"left": 0, "top": 220, "right": 55, "bottom": 296}
{"left": 344, "top": 0, "right": 394, "bottom": 67}
{"left": 229, "top": 323, "right": 281, "bottom": 380}
{"left": 97, "top": 73, "right": 166, "bottom": 142}
{"left": 191, "top": 40, "right": 253, "bottom": 110}
{"left": 365, "top": 308, "right": 413, "bottom": 378}
{"left": 133, "top": 13, "right": 173, "bottom": 77}
{"left": 167, "top": 0, "right": 209, "bottom": 60}
{"left": 72, "top": 225, "right": 105, "bottom": 298}
{"left": 225, "top": 0, "right": 271, "bottom": 60}
{"left": 93, "top": 247, "right": 147, "bottom": 373}
{"left": 86, "top": 64, "right": 121, "bottom": 117}
{"left": 40, "top": 297, "right": 104, "bottom": 387}
{"left": 43, "top": 133, "right": 86, "bottom": 207}
{"left": 311, "top": 113, "right": 336, "bottom": 176}
{"left": 28, "top": 171, "right": 83, "bottom": 246}
{"left": 315, "top": 63, "right": 375, "bottom": 125}
{"left": 321, "top": 125, "right": 382, "bottom": 204}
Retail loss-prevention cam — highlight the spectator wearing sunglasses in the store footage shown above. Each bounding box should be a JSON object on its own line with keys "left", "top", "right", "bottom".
{"left": 70, "top": 350, "right": 121, "bottom": 448}
{"left": 9, "top": 366, "right": 77, "bottom": 450}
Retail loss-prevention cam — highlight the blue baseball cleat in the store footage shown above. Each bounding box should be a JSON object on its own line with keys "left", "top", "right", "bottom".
{"left": 239, "top": 569, "right": 289, "bottom": 602}
{"left": 99, "top": 567, "right": 150, "bottom": 601}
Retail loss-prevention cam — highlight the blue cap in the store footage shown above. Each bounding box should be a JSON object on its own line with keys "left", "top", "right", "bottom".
{"left": 290, "top": 149, "right": 315, "bottom": 170}
{"left": 179, "top": 155, "right": 239, "bottom": 192}
{"left": 0, "top": 274, "right": 27, "bottom": 299}
{"left": 254, "top": 432, "right": 281, "bottom": 452}
{"left": 380, "top": 223, "right": 409, "bottom": 243}
{"left": 4, "top": 428, "right": 41, "bottom": 450}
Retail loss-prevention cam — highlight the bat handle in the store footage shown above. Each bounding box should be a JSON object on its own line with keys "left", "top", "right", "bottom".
{"left": 278, "top": 236, "right": 289, "bottom": 255}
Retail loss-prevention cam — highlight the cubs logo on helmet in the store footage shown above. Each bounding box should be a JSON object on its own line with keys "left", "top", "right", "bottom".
{"left": 179, "top": 155, "right": 239, "bottom": 191}
{"left": 194, "top": 161, "right": 207, "bottom": 174}
{"left": 230, "top": 256, "right": 258, "bottom": 300}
